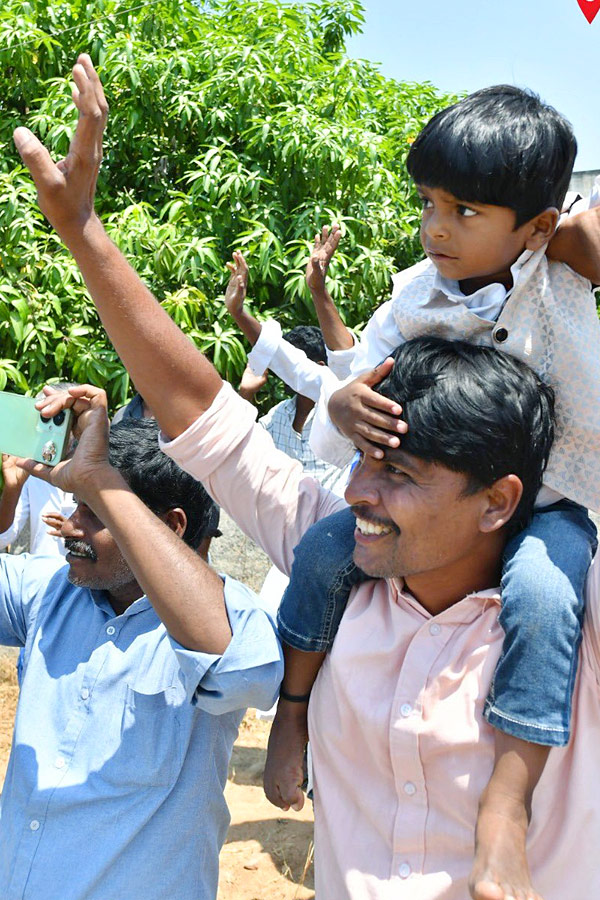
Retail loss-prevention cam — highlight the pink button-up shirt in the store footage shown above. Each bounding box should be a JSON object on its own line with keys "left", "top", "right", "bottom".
{"left": 161, "top": 383, "right": 600, "bottom": 900}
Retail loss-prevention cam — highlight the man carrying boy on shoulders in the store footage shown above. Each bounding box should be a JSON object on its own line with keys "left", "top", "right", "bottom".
{"left": 13, "top": 57, "right": 600, "bottom": 900}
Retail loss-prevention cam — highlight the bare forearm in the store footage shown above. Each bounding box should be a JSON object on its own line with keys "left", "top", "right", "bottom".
{"left": 238, "top": 384, "right": 259, "bottom": 402}
{"left": 0, "top": 484, "right": 23, "bottom": 534}
{"left": 547, "top": 208, "right": 600, "bottom": 283}
{"left": 87, "top": 467, "right": 232, "bottom": 653}
{"left": 310, "top": 288, "right": 354, "bottom": 350}
{"left": 229, "top": 307, "right": 262, "bottom": 346}
{"left": 61, "top": 216, "right": 223, "bottom": 439}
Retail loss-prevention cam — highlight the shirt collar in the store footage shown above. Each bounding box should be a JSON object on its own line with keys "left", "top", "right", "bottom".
{"left": 90, "top": 588, "right": 151, "bottom": 618}
{"left": 430, "top": 247, "right": 534, "bottom": 306}
{"left": 389, "top": 577, "right": 501, "bottom": 624}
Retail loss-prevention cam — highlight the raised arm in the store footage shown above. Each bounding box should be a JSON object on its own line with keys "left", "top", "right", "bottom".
{"left": 223, "top": 250, "right": 262, "bottom": 345}
{"left": 306, "top": 225, "right": 354, "bottom": 351}
{"left": 23, "top": 386, "right": 232, "bottom": 654}
{"left": 547, "top": 206, "right": 600, "bottom": 283}
{"left": 13, "top": 56, "right": 221, "bottom": 441}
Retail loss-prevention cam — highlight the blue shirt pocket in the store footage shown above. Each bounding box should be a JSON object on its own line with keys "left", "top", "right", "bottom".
{"left": 101, "top": 685, "right": 184, "bottom": 790}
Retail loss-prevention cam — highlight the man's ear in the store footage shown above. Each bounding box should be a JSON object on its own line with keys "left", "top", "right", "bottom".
{"left": 524, "top": 207, "right": 559, "bottom": 251}
{"left": 161, "top": 507, "right": 187, "bottom": 539}
{"left": 479, "top": 474, "right": 523, "bottom": 534}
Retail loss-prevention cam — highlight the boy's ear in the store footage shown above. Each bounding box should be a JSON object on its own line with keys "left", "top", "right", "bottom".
{"left": 524, "top": 207, "right": 559, "bottom": 251}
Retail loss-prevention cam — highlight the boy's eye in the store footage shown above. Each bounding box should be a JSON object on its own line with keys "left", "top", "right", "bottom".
{"left": 419, "top": 196, "right": 433, "bottom": 210}
{"left": 457, "top": 205, "right": 477, "bottom": 217}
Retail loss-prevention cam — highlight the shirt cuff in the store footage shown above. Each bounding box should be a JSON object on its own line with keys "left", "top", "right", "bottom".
{"left": 326, "top": 339, "right": 356, "bottom": 380}
{"left": 170, "top": 577, "right": 283, "bottom": 714}
{"left": 247, "top": 319, "right": 282, "bottom": 376}
{"left": 158, "top": 382, "right": 258, "bottom": 483}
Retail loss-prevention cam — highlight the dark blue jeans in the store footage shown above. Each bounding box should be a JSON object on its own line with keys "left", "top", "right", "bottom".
{"left": 277, "top": 501, "right": 597, "bottom": 746}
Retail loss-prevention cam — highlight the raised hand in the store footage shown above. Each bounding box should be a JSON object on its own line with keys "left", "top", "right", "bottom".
{"left": 328, "top": 359, "right": 408, "bottom": 458}
{"left": 13, "top": 53, "right": 108, "bottom": 240}
{"left": 305, "top": 224, "right": 341, "bottom": 295}
{"left": 224, "top": 251, "right": 249, "bottom": 319}
{"left": 18, "top": 385, "right": 111, "bottom": 500}
{"left": 1, "top": 454, "right": 29, "bottom": 491}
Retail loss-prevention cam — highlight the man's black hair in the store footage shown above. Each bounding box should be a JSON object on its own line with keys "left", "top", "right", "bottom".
{"left": 407, "top": 85, "right": 577, "bottom": 227}
{"left": 108, "top": 418, "right": 219, "bottom": 550}
{"left": 375, "top": 337, "right": 555, "bottom": 536}
{"left": 283, "top": 325, "right": 327, "bottom": 364}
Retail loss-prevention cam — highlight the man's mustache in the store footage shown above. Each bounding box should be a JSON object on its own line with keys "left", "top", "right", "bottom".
{"left": 64, "top": 538, "right": 98, "bottom": 562}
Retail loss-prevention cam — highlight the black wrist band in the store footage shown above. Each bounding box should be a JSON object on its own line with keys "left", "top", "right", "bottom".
{"left": 279, "top": 688, "right": 312, "bottom": 703}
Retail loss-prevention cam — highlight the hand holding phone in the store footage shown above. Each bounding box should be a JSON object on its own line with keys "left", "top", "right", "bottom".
{"left": 0, "top": 392, "right": 72, "bottom": 466}
{"left": 21, "top": 384, "right": 112, "bottom": 504}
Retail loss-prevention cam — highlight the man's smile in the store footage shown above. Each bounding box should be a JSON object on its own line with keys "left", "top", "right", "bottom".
{"left": 352, "top": 508, "right": 399, "bottom": 542}
{"left": 64, "top": 538, "right": 98, "bottom": 562}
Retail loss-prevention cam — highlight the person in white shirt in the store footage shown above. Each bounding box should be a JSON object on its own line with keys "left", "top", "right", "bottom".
{"left": 225, "top": 251, "right": 350, "bottom": 497}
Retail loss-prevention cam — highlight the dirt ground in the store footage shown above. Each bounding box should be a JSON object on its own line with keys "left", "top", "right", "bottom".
{"left": 0, "top": 654, "right": 314, "bottom": 899}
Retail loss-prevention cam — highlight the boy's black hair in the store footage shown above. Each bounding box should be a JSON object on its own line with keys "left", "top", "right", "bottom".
{"left": 108, "top": 418, "right": 219, "bottom": 550}
{"left": 375, "top": 337, "right": 555, "bottom": 536}
{"left": 407, "top": 85, "right": 577, "bottom": 227}
{"left": 283, "top": 325, "right": 327, "bottom": 364}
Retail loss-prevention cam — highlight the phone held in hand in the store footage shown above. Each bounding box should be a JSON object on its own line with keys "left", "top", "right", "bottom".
{"left": 0, "top": 392, "right": 72, "bottom": 466}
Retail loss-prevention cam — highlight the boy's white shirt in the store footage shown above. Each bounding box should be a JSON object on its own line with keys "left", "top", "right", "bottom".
{"left": 311, "top": 250, "right": 534, "bottom": 466}
{"left": 310, "top": 244, "right": 600, "bottom": 513}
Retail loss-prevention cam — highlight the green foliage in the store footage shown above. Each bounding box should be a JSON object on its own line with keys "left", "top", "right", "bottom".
{"left": 0, "top": 0, "right": 456, "bottom": 409}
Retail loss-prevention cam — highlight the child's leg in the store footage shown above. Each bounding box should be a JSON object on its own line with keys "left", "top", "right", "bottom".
{"left": 470, "top": 502, "right": 597, "bottom": 900}
{"left": 264, "top": 506, "right": 366, "bottom": 810}
{"left": 276, "top": 505, "right": 364, "bottom": 654}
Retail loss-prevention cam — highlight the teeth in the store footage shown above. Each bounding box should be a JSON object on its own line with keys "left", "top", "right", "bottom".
{"left": 355, "top": 517, "right": 393, "bottom": 536}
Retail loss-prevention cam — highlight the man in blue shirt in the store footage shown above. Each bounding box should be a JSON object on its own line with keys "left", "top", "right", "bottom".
{"left": 0, "top": 409, "right": 283, "bottom": 900}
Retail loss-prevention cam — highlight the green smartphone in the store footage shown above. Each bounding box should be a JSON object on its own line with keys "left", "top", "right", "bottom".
{"left": 0, "top": 391, "right": 73, "bottom": 466}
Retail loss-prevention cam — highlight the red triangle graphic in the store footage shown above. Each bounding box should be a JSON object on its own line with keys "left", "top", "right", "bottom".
{"left": 577, "top": 0, "right": 600, "bottom": 23}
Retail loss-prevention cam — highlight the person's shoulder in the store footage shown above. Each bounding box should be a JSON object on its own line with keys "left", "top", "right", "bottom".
{"left": 391, "top": 257, "right": 435, "bottom": 299}
{"left": 222, "top": 573, "right": 259, "bottom": 606}
{"left": 545, "top": 256, "right": 593, "bottom": 292}
{"left": 221, "top": 573, "right": 278, "bottom": 627}
{"left": 1, "top": 551, "right": 66, "bottom": 581}
{"left": 0, "top": 553, "right": 71, "bottom": 620}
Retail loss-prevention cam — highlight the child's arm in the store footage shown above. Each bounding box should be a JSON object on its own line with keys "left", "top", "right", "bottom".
{"left": 224, "top": 251, "right": 335, "bottom": 402}
{"left": 327, "top": 361, "right": 408, "bottom": 459}
{"left": 306, "top": 225, "right": 354, "bottom": 351}
{"left": 547, "top": 206, "right": 600, "bottom": 283}
{"left": 224, "top": 251, "right": 262, "bottom": 345}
